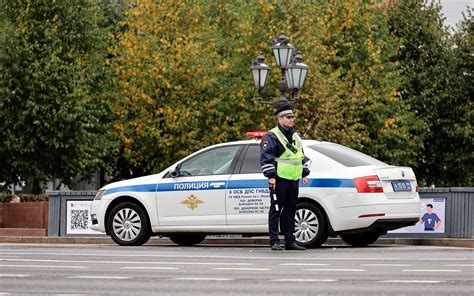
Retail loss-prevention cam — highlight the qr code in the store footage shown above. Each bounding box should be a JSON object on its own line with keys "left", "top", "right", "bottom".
{"left": 70, "top": 209, "right": 89, "bottom": 230}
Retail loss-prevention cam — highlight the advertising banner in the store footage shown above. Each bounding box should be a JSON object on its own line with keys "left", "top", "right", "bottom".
{"left": 390, "top": 197, "right": 446, "bottom": 234}
{"left": 66, "top": 200, "right": 98, "bottom": 235}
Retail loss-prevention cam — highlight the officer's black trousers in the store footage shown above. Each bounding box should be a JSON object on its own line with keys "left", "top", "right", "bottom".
{"left": 268, "top": 177, "right": 299, "bottom": 245}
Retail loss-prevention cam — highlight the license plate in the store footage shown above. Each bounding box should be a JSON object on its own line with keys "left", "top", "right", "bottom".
{"left": 392, "top": 181, "right": 412, "bottom": 192}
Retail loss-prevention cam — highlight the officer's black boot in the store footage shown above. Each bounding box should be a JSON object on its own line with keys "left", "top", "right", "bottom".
{"left": 285, "top": 242, "right": 306, "bottom": 251}
{"left": 271, "top": 242, "right": 283, "bottom": 251}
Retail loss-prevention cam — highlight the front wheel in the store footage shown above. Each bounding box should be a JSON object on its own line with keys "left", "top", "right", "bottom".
{"left": 340, "top": 230, "right": 380, "bottom": 247}
{"left": 169, "top": 234, "right": 206, "bottom": 246}
{"left": 107, "top": 202, "right": 151, "bottom": 246}
{"left": 294, "top": 202, "right": 328, "bottom": 248}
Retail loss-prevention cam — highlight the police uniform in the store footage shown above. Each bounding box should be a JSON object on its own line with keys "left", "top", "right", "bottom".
{"left": 260, "top": 104, "right": 310, "bottom": 251}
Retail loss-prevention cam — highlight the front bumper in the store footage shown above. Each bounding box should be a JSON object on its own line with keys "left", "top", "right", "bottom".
{"left": 89, "top": 199, "right": 112, "bottom": 233}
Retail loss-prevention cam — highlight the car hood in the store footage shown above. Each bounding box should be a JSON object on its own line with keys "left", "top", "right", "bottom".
{"left": 101, "top": 175, "right": 157, "bottom": 191}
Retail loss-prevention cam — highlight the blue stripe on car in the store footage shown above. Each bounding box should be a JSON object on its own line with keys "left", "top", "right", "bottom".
{"left": 227, "top": 180, "right": 268, "bottom": 189}
{"left": 103, "top": 178, "right": 355, "bottom": 195}
{"left": 306, "top": 178, "right": 355, "bottom": 188}
{"left": 104, "top": 184, "right": 157, "bottom": 195}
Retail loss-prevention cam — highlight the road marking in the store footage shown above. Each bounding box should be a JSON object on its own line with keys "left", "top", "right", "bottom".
{"left": 172, "top": 277, "right": 233, "bottom": 281}
{"left": 443, "top": 264, "right": 474, "bottom": 267}
{"left": 402, "top": 269, "right": 461, "bottom": 272}
{"left": 362, "top": 264, "right": 412, "bottom": 267}
{"left": 68, "top": 276, "right": 132, "bottom": 280}
{"left": 121, "top": 266, "right": 179, "bottom": 270}
{"left": 271, "top": 279, "right": 337, "bottom": 282}
{"left": 304, "top": 268, "right": 366, "bottom": 272}
{"left": 279, "top": 263, "right": 329, "bottom": 266}
{"left": 0, "top": 264, "right": 87, "bottom": 269}
{"left": 0, "top": 274, "right": 29, "bottom": 277}
{"left": 378, "top": 280, "right": 445, "bottom": 284}
{"left": 0, "top": 258, "right": 252, "bottom": 266}
{"left": 0, "top": 253, "right": 468, "bottom": 262}
{"left": 213, "top": 267, "right": 270, "bottom": 271}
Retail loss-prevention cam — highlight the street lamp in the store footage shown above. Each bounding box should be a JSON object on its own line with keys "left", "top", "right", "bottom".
{"left": 251, "top": 32, "right": 309, "bottom": 105}
{"left": 250, "top": 53, "right": 271, "bottom": 101}
{"left": 271, "top": 32, "right": 294, "bottom": 68}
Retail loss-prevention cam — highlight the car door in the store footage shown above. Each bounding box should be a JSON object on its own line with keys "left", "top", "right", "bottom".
{"left": 157, "top": 145, "right": 242, "bottom": 226}
{"left": 226, "top": 144, "right": 270, "bottom": 225}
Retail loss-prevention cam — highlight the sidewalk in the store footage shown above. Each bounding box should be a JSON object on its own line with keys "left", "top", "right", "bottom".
{"left": 0, "top": 236, "right": 472, "bottom": 248}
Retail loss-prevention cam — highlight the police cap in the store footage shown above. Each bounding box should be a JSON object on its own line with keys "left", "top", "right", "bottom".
{"left": 274, "top": 102, "right": 294, "bottom": 117}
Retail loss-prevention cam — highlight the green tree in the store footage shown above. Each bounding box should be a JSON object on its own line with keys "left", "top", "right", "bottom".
{"left": 110, "top": 0, "right": 272, "bottom": 178}
{"left": 296, "top": 0, "right": 423, "bottom": 168}
{"left": 0, "top": 0, "right": 114, "bottom": 193}
{"left": 435, "top": 9, "right": 473, "bottom": 186}
{"left": 388, "top": 0, "right": 472, "bottom": 186}
{"left": 111, "top": 0, "right": 424, "bottom": 179}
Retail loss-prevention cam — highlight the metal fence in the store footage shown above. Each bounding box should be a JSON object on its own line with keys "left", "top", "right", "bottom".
{"left": 47, "top": 188, "right": 474, "bottom": 238}
{"left": 47, "top": 191, "right": 98, "bottom": 237}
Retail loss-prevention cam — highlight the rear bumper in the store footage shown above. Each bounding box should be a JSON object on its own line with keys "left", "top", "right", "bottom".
{"left": 328, "top": 197, "right": 421, "bottom": 231}
{"left": 339, "top": 218, "right": 419, "bottom": 235}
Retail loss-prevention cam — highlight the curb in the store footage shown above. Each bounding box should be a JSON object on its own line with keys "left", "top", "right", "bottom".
{"left": 0, "top": 236, "right": 472, "bottom": 248}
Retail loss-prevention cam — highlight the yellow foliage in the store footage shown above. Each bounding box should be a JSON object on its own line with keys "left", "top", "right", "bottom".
{"left": 384, "top": 118, "right": 396, "bottom": 126}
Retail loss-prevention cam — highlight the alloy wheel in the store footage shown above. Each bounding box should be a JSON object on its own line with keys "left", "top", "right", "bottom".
{"left": 112, "top": 208, "right": 142, "bottom": 242}
{"left": 295, "top": 208, "right": 319, "bottom": 243}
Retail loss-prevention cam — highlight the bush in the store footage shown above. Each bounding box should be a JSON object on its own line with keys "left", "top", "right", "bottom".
{"left": 0, "top": 194, "right": 48, "bottom": 203}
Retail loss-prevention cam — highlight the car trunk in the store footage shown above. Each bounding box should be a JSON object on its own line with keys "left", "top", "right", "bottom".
{"left": 373, "top": 166, "right": 418, "bottom": 198}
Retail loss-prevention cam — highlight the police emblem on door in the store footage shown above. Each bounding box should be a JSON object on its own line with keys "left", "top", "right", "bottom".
{"left": 181, "top": 194, "right": 204, "bottom": 210}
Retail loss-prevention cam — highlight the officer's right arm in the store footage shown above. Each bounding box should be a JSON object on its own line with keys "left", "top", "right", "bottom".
{"left": 260, "top": 133, "right": 277, "bottom": 179}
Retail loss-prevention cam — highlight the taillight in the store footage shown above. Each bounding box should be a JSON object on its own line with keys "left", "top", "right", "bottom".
{"left": 353, "top": 175, "right": 383, "bottom": 193}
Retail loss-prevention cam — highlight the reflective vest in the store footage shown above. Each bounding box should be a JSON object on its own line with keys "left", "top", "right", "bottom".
{"left": 270, "top": 127, "right": 304, "bottom": 180}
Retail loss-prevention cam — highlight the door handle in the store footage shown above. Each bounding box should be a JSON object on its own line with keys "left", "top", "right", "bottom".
{"left": 210, "top": 182, "right": 226, "bottom": 188}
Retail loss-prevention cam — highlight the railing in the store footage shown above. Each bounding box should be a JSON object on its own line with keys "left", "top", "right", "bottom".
{"left": 47, "top": 188, "right": 474, "bottom": 238}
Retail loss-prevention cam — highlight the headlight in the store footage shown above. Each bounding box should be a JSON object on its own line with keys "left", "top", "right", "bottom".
{"left": 94, "top": 189, "right": 106, "bottom": 200}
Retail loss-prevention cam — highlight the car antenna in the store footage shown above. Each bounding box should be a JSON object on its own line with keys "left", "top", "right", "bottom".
{"left": 302, "top": 113, "right": 319, "bottom": 139}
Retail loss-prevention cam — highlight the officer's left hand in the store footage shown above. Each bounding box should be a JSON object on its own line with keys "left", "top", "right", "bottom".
{"left": 302, "top": 177, "right": 309, "bottom": 185}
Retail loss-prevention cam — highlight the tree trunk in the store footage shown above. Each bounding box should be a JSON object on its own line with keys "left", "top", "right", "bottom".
{"left": 100, "top": 168, "right": 106, "bottom": 188}
{"left": 32, "top": 179, "right": 42, "bottom": 195}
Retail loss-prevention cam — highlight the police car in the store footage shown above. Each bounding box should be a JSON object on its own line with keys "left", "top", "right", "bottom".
{"left": 90, "top": 132, "right": 420, "bottom": 248}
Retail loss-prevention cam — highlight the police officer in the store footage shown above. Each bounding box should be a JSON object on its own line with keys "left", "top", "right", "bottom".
{"left": 260, "top": 102, "right": 310, "bottom": 251}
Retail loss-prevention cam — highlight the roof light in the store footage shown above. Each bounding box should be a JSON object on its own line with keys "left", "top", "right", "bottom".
{"left": 353, "top": 175, "right": 383, "bottom": 193}
{"left": 246, "top": 131, "right": 266, "bottom": 139}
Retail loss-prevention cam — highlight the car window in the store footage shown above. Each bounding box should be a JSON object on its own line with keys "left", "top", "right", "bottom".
{"left": 179, "top": 146, "right": 240, "bottom": 176}
{"left": 239, "top": 145, "right": 262, "bottom": 174}
{"left": 308, "top": 143, "right": 386, "bottom": 167}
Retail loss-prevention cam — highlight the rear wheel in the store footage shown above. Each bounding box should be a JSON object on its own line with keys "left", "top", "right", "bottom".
{"left": 340, "top": 230, "right": 380, "bottom": 247}
{"left": 107, "top": 202, "right": 151, "bottom": 246}
{"left": 169, "top": 234, "right": 206, "bottom": 246}
{"left": 294, "top": 202, "right": 328, "bottom": 248}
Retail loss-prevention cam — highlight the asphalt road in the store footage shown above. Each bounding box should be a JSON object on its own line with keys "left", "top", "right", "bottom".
{"left": 0, "top": 243, "right": 472, "bottom": 295}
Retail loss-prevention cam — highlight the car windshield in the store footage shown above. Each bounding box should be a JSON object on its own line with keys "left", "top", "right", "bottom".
{"left": 179, "top": 146, "right": 240, "bottom": 176}
{"left": 308, "top": 143, "right": 386, "bottom": 167}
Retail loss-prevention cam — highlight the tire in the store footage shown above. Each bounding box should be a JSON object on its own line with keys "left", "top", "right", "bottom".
{"left": 169, "top": 234, "right": 206, "bottom": 246}
{"left": 107, "top": 202, "right": 151, "bottom": 246}
{"left": 339, "top": 230, "right": 380, "bottom": 247}
{"left": 294, "top": 202, "right": 328, "bottom": 248}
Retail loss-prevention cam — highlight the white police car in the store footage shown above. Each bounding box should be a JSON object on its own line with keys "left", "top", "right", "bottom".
{"left": 90, "top": 133, "right": 420, "bottom": 247}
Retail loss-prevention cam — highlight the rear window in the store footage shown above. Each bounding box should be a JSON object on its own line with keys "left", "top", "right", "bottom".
{"left": 308, "top": 144, "right": 386, "bottom": 167}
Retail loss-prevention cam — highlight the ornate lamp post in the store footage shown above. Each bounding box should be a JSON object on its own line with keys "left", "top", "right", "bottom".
{"left": 251, "top": 32, "right": 309, "bottom": 106}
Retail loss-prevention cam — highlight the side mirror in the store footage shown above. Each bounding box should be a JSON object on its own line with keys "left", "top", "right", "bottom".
{"left": 169, "top": 167, "right": 180, "bottom": 178}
